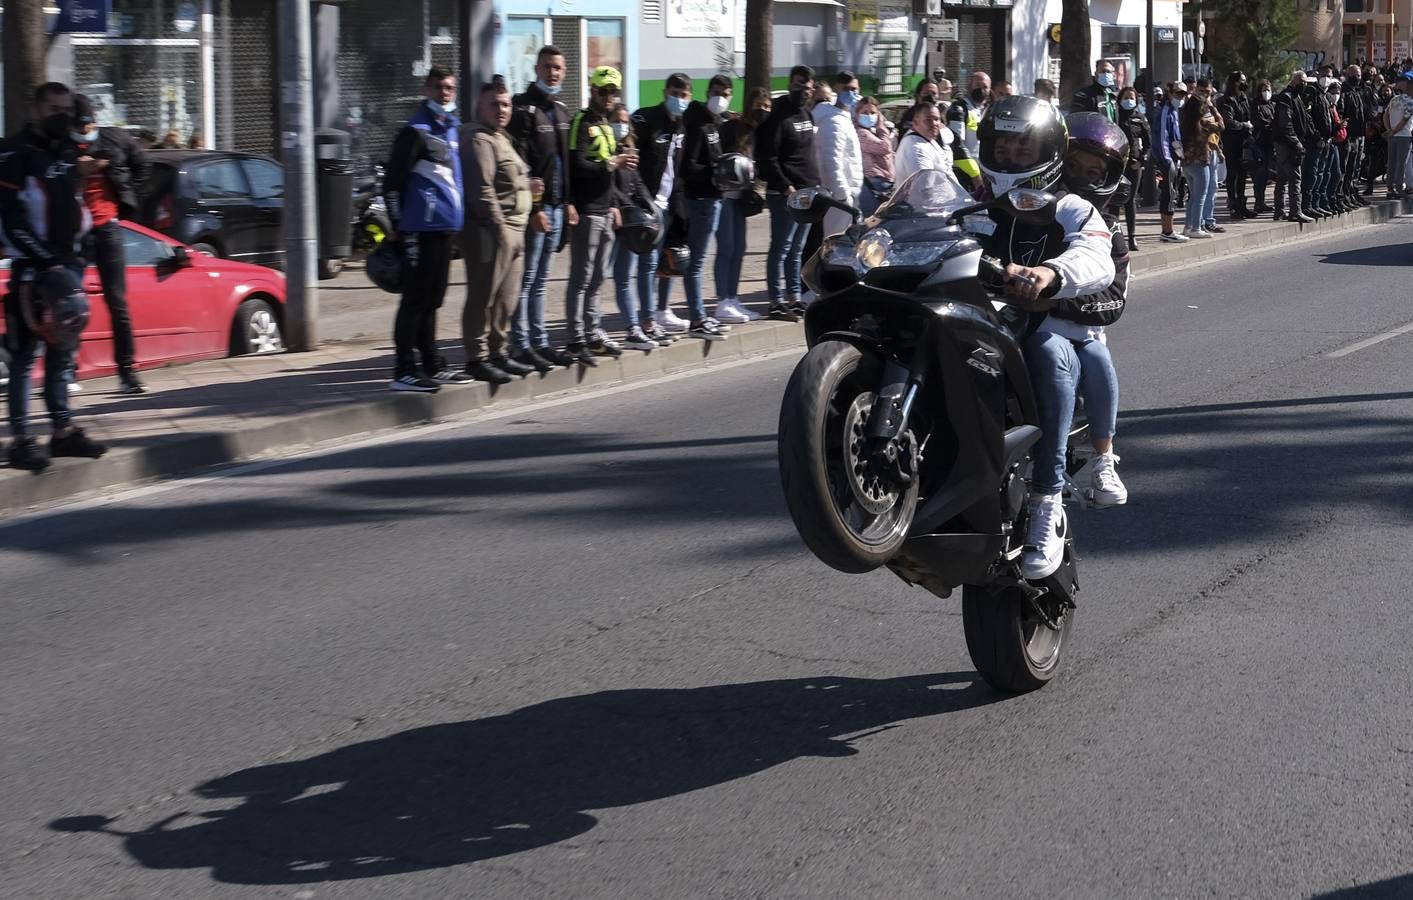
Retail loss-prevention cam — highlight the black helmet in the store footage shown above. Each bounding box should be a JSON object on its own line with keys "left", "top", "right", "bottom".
{"left": 618, "top": 206, "right": 661, "bottom": 255}
{"left": 656, "top": 241, "right": 691, "bottom": 278}
{"left": 1062, "top": 112, "right": 1130, "bottom": 204}
{"left": 366, "top": 241, "right": 404, "bottom": 294}
{"left": 712, "top": 152, "right": 756, "bottom": 192}
{"left": 976, "top": 95, "right": 1068, "bottom": 195}
{"left": 32, "top": 266, "right": 90, "bottom": 349}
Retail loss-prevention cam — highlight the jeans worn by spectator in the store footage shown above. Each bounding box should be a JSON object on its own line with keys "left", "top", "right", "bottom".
{"left": 86, "top": 220, "right": 137, "bottom": 374}
{"left": 610, "top": 240, "right": 642, "bottom": 331}
{"left": 766, "top": 192, "right": 811, "bottom": 304}
{"left": 628, "top": 217, "right": 672, "bottom": 323}
{"left": 1387, "top": 135, "right": 1412, "bottom": 194}
{"left": 1302, "top": 144, "right": 1330, "bottom": 209}
{"left": 511, "top": 204, "right": 564, "bottom": 352}
{"left": 1025, "top": 331, "right": 1119, "bottom": 495}
{"left": 461, "top": 224, "right": 525, "bottom": 363}
{"left": 1342, "top": 136, "right": 1365, "bottom": 199}
{"left": 683, "top": 197, "right": 721, "bottom": 322}
{"left": 1183, "top": 161, "right": 1214, "bottom": 231}
{"left": 5, "top": 264, "right": 86, "bottom": 439}
{"left": 713, "top": 197, "right": 748, "bottom": 301}
{"left": 392, "top": 231, "right": 453, "bottom": 377}
{"left": 1321, "top": 143, "right": 1344, "bottom": 206}
{"left": 564, "top": 213, "right": 614, "bottom": 345}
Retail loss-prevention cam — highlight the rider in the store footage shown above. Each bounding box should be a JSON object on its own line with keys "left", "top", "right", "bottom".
{"left": 971, "top": 96, "right": 1117, "bottom": 580}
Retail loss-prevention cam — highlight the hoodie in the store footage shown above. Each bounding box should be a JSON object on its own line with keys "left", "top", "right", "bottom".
{"left": 812, "top": 103, "right": 863, "bottom": 203}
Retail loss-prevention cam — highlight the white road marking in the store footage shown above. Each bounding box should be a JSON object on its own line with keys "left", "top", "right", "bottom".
{"left": 0, "top": 349, "right": 801, "bottom": 530}
{"left": 1325, "top": 320, "right": 1413, "bottom": 358}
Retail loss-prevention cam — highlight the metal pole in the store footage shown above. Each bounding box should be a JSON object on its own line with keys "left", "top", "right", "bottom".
{"left": 278, "top": 0, "right": 318, "bottom": 350}
{"left": 1145, "top": 0, "right": 1154, "bottom": 86}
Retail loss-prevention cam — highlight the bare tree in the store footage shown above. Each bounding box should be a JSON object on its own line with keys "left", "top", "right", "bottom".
{"left": 4, "top": 0, "right": 48, "bottom": 136}
{"left": 1059, "top": 0, "right": 1093, "bottom": 103}
{"left": 745, "top": 0, "right": 772, "bottom": 92}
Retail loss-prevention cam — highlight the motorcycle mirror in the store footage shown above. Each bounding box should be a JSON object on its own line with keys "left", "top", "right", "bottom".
{"left": 787, "top": 188, "right": 830, "bottom": 224}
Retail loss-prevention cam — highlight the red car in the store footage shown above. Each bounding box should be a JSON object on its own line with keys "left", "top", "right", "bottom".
{"left": 0, "top": 221, "right": 286, "bottom": 383}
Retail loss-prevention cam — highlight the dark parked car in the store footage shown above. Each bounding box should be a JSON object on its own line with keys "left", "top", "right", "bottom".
{"left": 143, "top": 149, "right": 286, "bottom": 270}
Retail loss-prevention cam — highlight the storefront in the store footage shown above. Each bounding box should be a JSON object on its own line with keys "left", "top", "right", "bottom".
{"left": 494, "top": 0, "right": 639, "bottom": 113}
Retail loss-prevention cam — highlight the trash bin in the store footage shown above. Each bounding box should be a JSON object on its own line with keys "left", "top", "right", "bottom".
{"left": 314, "top": 128, "right": 354, "bottom": 278}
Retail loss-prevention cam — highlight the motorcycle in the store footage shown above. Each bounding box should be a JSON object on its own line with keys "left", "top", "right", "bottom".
{"left": 776, "top": 170, "right": 1091, "bottom": 693}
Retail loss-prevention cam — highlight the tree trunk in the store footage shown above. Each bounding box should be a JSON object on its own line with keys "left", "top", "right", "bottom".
{"left": 3, "top": 0, "right": 48, "bottom": 137}
{"left": 1059, "top": 0, "right": 1092, "bottom": 105}
{"left": 745, "top": 0, "right": 772, "bottom": 92}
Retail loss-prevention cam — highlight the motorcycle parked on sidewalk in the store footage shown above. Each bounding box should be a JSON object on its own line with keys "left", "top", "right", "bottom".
{"left": 776, "top": 170, "right": 1091, "bottom": 693}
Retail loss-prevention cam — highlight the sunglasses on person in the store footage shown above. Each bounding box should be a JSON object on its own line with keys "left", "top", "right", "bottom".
{"left": 595, "top": 87, "right": 620, "bottom": 98}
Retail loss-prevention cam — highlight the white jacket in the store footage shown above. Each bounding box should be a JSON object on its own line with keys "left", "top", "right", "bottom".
{"left": 812, "top": 103, "right": 863, "bottom": 202}
{"left": 893, "top": 131, "right": 954, "bottom": 186}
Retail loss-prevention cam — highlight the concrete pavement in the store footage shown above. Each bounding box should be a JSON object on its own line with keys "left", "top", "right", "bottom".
{"left": 1, "top": 197, "right": 1408, "bottom": 516}
{"left": 6, "top": 218, "right": 1413, "bottom": 896}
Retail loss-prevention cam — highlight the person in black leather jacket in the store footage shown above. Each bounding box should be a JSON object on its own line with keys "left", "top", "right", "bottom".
{"left": 1249, "top": 80, "right": 1276, "bottom": 214}
{"left": 1115, "top": 86, "right": 1149, "bottom": 250}
{"left": 72, "top": 94, "right": 149, "bottom": 393}
{"left": 1215, "top": 72, "right": 1255, "bottom": 218}
{"left": 1340, "top": 65, "right": 1373, "bottom": 207}
{"left": 1273, "top": 70, "right": 1314, "bottom": 222}
{"left": 754, "top": 65, "right": 818, "bottom": 320}
{"left": 1302, "top": 69, "right": 1336, "bottom": 217}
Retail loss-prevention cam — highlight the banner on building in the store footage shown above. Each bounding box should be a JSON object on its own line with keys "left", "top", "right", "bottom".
{"left": 54, "top": 0, "right": 109, "bottom": 33}
{"left": 849, "top": 0, "right": 909, "bottom": 33}
{"left": 666, "top": 0, "right": 736, "bottom": 38}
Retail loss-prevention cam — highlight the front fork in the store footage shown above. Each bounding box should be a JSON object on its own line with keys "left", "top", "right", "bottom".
{"left": 866, "top": 355, "right": 926, "bottom": 487}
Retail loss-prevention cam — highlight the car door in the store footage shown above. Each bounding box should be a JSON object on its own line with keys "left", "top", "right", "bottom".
{"left": 191, "top": 158, "right": 260, "bottom": 263}
{"left": 121, "top": 225, "right": 221, "bottom": 363}
{"left": 74, "top": 262, "right": 115, "bottom": 376}
{"left": 240, "top": 157, "right": 285, "bottom": 268}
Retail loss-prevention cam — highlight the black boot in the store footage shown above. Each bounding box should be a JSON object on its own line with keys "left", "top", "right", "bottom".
{"left": 491, "top": 355, "right": 535, "bottom": 377}
{"left": 117, "top": 367, "right": 146, "bottom": 395}
{"left": 513, "top": 348, "right": 555, "bottom": 373}
{"left": 49, "top": 426, "right": 107, "bottom": 459}
{"left": 466, "top": 361, "right": 512, "bottom": 385}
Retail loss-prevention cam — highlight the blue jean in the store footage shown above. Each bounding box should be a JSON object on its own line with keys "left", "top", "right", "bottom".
{"left": 610, "top": 240, "right": 641, "bottom": 330}
{"left": 511, "top": 204, "right": 564, "bottom": 351}
{"left": 1025, "top": 331, "right": 1120, "bottom": 494}
{"left": 1183, "top": 161, "right": 1215, "bottom": 231}
{"left": 631, "top": 218, "right": 671, "bottom": 322}
{"left": 713, "top": 197, "right": 748, "bottom": 300}
{"left": 683, "top": 197, "right": 721, "bottom": 322}
{"left": 766, "top": 192, "right": 811, "bottom": 304}
{"left": 5, "top": 265, "right": 85, "bottom": 439}
{"left": 1302, "top": 146, "right": 1332, "bottom": 210}
{"left": 1321, "top": 143, "right": 1343, "bottom": 205}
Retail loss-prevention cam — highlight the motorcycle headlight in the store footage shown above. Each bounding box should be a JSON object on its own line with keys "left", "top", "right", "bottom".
{"left": 855, "top": 228, "right": 893, "bottom": 270}
{"left": 881, "top": 241, "right": 956, "bottom": 268}
{"left": 822, "top": 236, "right": 857, "bottom": 268}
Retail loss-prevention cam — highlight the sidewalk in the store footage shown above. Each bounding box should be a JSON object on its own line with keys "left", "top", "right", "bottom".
{"left": 2, "top": 196, "right": 1407, "bottom": 515}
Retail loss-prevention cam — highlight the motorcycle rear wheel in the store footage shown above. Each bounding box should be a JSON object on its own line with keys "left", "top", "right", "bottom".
{"left": 962, "top": 581, "right": 1071, "bottom": 693}
{"left": 778, "top": 340, "right": 918, "bottom": 574}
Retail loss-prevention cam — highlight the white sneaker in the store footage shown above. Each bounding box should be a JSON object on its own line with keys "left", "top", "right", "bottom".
{"left": 1089, "top": 451, "right": 1128, "bottom": 507}
{"left": 713, "top": 299, "right": 750, "bottom": 325}
{"left": 1159, "top": 231, "right": 1190, "bottom": 243}
{"left": 729, "top": 298, "right": 761, "bottom": 321}
{"left": 1183, "top": 227, "right": 1213, "bottom": 239}
{"left": 1020, "top": 492, "right": 1067, "bottom": 580}
{"left": 658, "top": 308, "right": 690, "bottom": 332}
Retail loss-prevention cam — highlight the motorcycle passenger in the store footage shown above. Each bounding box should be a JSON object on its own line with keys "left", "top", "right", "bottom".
{"left": 971, "top": 96, "right": 1117, "bottom": 580}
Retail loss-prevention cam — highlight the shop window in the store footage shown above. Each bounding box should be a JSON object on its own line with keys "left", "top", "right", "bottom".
{"left": 73, "top": 43, "right": 202, "bottom": 144}
{"left": 506, "top": 18, "right": 549, "bottom": 96}
{"left": 586, "top": 19, "right": 625, "bottom": 78}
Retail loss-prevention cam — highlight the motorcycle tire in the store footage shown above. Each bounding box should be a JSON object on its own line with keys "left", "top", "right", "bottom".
{"left": 778, "top": 340, "right": 918, "bottom": 574}
{"left": 962, "top": 580, "right": 1072, "bottom": 693}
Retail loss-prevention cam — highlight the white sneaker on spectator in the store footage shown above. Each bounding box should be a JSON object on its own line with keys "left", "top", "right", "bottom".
{"left": 1183, "top": 227, "right": 1212, "bottom": 239}
{"left": 1089, "top": 451, "right": 1128, "bottom": 507}
{"left": 714, "top": 299, "right": 750, "bottom": 324}
{"left": 1159, "top": 231, "right": 1190, "bottom": 243}
{"left": 1020, "top": 492, "right": 1067, "bottom": 580}
{"left": 659, "top": 308, "right": 690, "bottom": 332}
{"left": 731, "top": 298, "right": 761, "bottom": 321}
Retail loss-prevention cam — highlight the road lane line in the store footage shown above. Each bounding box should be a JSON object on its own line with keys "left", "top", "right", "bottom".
{"left": 1325, "top": 320, "right": 1413, "bottom": 358}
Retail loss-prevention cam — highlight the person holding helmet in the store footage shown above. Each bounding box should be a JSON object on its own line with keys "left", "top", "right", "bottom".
{"left": 631, "top": 73, "right": 695, "bottom": 333}
{"left": 713, "top": 87, "right": 771, "bottom": 324}
{"left": 608, "top": 102, "right": 669, "bottom": 351}
{"left": 563, "top": 65, "right": 636, "bottom": 366}
{"left": 675, "top": 73, "right": 735, "bottom": 341}
{"left": 971, "top": 95, "right": 1117, "bottom": 580}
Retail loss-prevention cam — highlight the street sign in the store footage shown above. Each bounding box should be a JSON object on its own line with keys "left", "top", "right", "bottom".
{"left": 927, "top": 18, "right": 958, "bottom": 40}
{"left": 1156, "top": 26, "right": 1177, "bottom": 43}
{"left": 1183, "top": 30, "right": 1195, "bottom": 50}
{"left": 54, "top": 0, "right": 109, "bottom": 34}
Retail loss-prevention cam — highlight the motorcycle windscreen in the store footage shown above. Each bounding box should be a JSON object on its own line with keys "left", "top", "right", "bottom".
{"left": 874, "top": 169, "right": 974, "bottom": 221}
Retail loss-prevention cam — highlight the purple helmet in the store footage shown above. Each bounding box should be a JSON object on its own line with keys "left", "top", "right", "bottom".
{"left": 1062, "top": 112, "right": 1130, "bottom": 204}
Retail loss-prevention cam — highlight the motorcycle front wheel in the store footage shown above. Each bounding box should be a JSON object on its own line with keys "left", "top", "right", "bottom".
{"left": 778, "top": 340, "right": 918, "bottom": 574}
{"left": 962, "top": 580, "right": 1072, "bottom": 692}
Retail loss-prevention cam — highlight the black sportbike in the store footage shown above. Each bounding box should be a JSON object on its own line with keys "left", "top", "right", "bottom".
{"left": 777, "top": 171, "right": 1092, "bottom": 692}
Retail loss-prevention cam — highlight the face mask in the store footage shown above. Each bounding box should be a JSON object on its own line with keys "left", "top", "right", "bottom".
{"left": 70, "top": 127, "right": 99, "bottom": 144}
{"left": 1138, "top": 102, "right": 1147, "bottom": 115}
{"left": 839, "top": 90, "right": 860, "bottom": 109}
{"left": 536, "top": 79, "right": 561, "bottom": 96}
{"left": 1097, "top": 73, "right": 1116, "bottom": 88}
{"left": 707, "top": 95, "right": 730, "bottom": 115}
{"left": 969, "top": 88, "right": 986, "bottom": 104}
{"left": 1261, "top": 90, "right": 1272, "bottom": 101}
{"left": 1120, "top": 98, "right": 1136, "bottom": 111}
{"left": 612, "top": 122, "right": 630, "bottom": 140}
{"left": 789, "top": 86, "right": 808, "bottom": 105}
{"left": 1238, "top": 83, "right": 1249, "bottom": 93}
{"left": 42, "top": 113, "right": 71, "bottom": 140}
{"left": 857, "top": 113, "right": 878, "bottom": 129}
{"left": 666, "top": 95, "right": 690, "bottom": 117}
{"left": 1318, "top": 77, "right": 1331, "bottom": 89}
{"left": 427, "top": 99, "right": 456, "bottom": 116}
{"left": 920, "top": 94, "right": 938, "bottom": 104}
{"left": 1171, "top": 97, "right": 1184, "bottom": 109}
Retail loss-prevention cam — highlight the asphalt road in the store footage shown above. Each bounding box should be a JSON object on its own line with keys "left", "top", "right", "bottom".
{"left": 5, "top": 219, "right": 1413, "bottom": 899}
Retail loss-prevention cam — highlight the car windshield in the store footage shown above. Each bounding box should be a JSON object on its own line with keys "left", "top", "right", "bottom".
{"left": 875, "top": 169, "right": 974, "bottom": 220}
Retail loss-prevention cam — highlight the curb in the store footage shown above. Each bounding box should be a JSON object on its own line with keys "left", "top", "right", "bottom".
{"left": 0, "top": 320, "right": 810, "bottom": 516}
{"left": 1129, "top": 196, "right": 1410, "bottom": 275}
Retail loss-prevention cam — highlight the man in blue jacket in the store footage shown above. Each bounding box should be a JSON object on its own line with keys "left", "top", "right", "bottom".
{"left": 384, "top": 68, "right": 465, "bottom": 392}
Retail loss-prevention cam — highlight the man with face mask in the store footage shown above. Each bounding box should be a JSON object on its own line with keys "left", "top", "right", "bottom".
{"left": 0, "top": 82, "right": 108, "bottom": 471}
{"left": 1068, "top": 60, "right": 1119, "bottom": 122}
{"left": 68, "top": 94, "right": 149, "bottom": 394}
{"left": 1341, "top": 66, "right": 1371, "bottom": 206}
{"left": 507, "top": 45, "right": 579, "bottom": 371}
{"left": 1302, "top": 67, "right": 1336, "bottom": 218}
{"left": 755, "top": 65, "right": 818, "bottom": 321}
{"left": 382, "top": 68, "right": 465, "bottom": 392}
{"left": 1272, "top": 70, "right": 1315, "bottom": 223}
{"left": 813, "top": 71, "right": 864, "bottom": 240}
{"left": 1216, "top": 72, "right": 1255, "bottom": 218}
{"left": 632, "top": 72, "right": 696, "bottom": 332}
{"left": 675, "top": 74, "right": 737, "bottom": 338}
